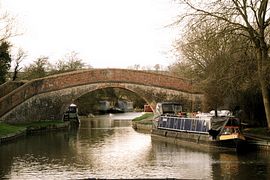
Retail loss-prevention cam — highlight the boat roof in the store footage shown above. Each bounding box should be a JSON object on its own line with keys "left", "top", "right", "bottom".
{"left": 157, "top": 102, "right": 182, "bottom": 105}
{"left": 69, "top": 103, "right": 77, "bottom": 107}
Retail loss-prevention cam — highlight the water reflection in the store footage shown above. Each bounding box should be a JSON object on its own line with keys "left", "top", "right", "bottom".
{"left": 149, "top": 138, "right": 212, "bottom": 179}
{"left": 211, "top": 151, "right": 270, "bottom": 180}
{"left": 0, "top": 112, "right": 270, "bottom": 179}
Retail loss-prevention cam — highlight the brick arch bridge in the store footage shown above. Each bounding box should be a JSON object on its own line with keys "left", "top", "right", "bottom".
{"left": 0, "top": 68, "right": 203, "bottom": 123}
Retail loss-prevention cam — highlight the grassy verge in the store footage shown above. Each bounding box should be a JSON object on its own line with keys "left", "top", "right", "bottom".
{"left": 132, "top": 113, "right": 154, "bottom": 124}
{"left": 0, "top": 123, "right": 25, "bottom": 136}
{"left": 243, "top": 127, "right": 270, "bottom": 138}
{"left": 132, "top": 113, "right": 154, "bottom": 121}
{"left": 0, "top": 120, "right": 65, "bottom": 137}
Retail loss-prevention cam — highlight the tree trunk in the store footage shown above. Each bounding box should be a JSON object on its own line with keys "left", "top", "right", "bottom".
{"left": 12, "top": 68, "right": 18, "bottom": 81}
{"left": 260, "top": 79, "right": 270, "bottom": 128}
{"left": 258, "top": 47, "right": 270, "bottom": 128}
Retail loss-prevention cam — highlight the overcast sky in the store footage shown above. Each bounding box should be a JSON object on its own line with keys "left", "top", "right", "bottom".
{"left": 1, "top": 0, "right": 181, "bottom": 69}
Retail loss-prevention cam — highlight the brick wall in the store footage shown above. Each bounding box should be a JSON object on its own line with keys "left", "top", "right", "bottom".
{"left": 0, "top": 81, "right": 26, "bottom": 98}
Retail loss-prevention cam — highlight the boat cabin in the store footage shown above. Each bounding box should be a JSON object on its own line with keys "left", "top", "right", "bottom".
{"left": 156, "top": 102, "right": 182, "bottom": 116}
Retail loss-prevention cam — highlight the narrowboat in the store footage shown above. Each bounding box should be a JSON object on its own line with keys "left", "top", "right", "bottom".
{"left": 62, "top": 103, "right": 80, "bottom": 125}
{"left": 152, "top": 102, "right": 246, "bottom": 151}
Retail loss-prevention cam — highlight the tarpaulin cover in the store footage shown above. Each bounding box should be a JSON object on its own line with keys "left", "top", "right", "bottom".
{"left": 208, "top": 117, "right": 229, "bottom": 138}
{"left": 210, "top": 117, "right": 229, "bottom": 131}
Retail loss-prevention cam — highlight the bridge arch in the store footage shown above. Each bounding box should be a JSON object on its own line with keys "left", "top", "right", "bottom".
{"left": 70, "top": 84, "right": 153, "bottom": 112}
{"left": 0, "top": 69, "right": 203, "bottom": 123}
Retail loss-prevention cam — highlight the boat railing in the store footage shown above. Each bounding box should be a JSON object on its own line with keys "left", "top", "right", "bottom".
{"left": 157, "top": 115, "right": 210, "bottom": 134}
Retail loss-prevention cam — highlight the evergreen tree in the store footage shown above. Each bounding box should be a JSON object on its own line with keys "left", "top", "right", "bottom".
{"left": 0, "top": 41, "right": 11, "bottom": 84}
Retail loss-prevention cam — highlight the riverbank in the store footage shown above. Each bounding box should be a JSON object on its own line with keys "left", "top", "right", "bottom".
{"left": 132, "top": 112, "right": 153, "bottom": 132}
{"left": 0, "top": 121, "right": 69, "bottom": 145}
{"left": 243, "top": 127, "right": 270, "bottom": 139}
{"left": 242, "top": 128, "right": 270, "bottom": 151}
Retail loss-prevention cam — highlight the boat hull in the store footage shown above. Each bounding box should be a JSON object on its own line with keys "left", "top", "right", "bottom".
{"left": 151, "top": 128, "right": 246, "bottom": 152}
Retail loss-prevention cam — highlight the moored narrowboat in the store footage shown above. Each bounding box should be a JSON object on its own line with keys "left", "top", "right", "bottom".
{"left": 62, "top": 103, "right": 80, "bottom": 125}
{"left": 152, "top": 102, "right": 246, "bottom": 151}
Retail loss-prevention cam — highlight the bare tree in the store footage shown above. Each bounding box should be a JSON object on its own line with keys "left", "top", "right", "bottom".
{"left": 23, "top": 56, "right": 51, "bottom": 80}
{"left": 53, "top": 51, "right": 87, "bottom": 73}
{"left": 177, "top": 0, "right": 270, "bottom": 128}
{"left": 154, "top": 64, "right": 161, "bottom": 71}
{"left": 12, "top": 48, "right": 26, "bottom": 81}
{"left": 0, "top": 12, "right": 17, "bottom": 42}
{"left": 127, "top": 64, "right": 141, "bottom": 70}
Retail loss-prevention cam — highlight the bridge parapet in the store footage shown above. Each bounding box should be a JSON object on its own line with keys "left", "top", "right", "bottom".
{"left": 38, "top": 69, "right": 193, "bottom": 92}
{"left": 0, "top": 68, "right": 200, "bottom": 121}
{"left": 0, "top": 81, "right": 26, "bottom": 98}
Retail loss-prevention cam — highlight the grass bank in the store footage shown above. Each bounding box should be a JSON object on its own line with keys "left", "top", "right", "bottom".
{"left": 0, "top": 123, "right": 25, "bottom": 137}
{"left": 0, "top": 120, "right": 67, "bottom": 138}
{"left": 132, "top": 113, "right": 154, "bottom": 124}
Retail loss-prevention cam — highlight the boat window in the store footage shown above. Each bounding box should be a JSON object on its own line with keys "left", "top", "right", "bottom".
{"left": 69, "top": 106, "right": 77, "bottom": 113}
{"left": 162, "top": 104, "right": 175, "bottom": 114}
{"left": 222, "top": 127, "right": 240, "bottom": 135}
{"left": 234, "top": 128, "right": 240, "bottom": 133}
{"left": 226, "top": 118, "right": 240, "bottom": 126}
{"left": 162, "top": 104, "right": 182, "bottom": 114}
{"left": 223, "top": 127, "right": 233, "bottom": 135}
{"left": 174, "top": 104, "right": 182, "bottom": 114}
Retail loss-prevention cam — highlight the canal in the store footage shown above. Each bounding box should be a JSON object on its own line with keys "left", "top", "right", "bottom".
{"left": 1, "top": 112, "right": 270, "bottom": 179}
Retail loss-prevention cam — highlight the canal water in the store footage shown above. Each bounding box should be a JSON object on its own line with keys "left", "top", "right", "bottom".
{"left": 1, "top": 112, "right": 270, "bottom": 179}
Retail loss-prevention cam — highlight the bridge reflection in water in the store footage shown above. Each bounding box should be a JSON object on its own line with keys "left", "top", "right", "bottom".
{"left": 0, "top": 112, "right": 270, "bottom": 179}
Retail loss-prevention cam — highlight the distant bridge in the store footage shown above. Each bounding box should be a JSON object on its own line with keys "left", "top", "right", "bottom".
{"left": 0, "top": 68, "right": 203, "bottom": 123}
